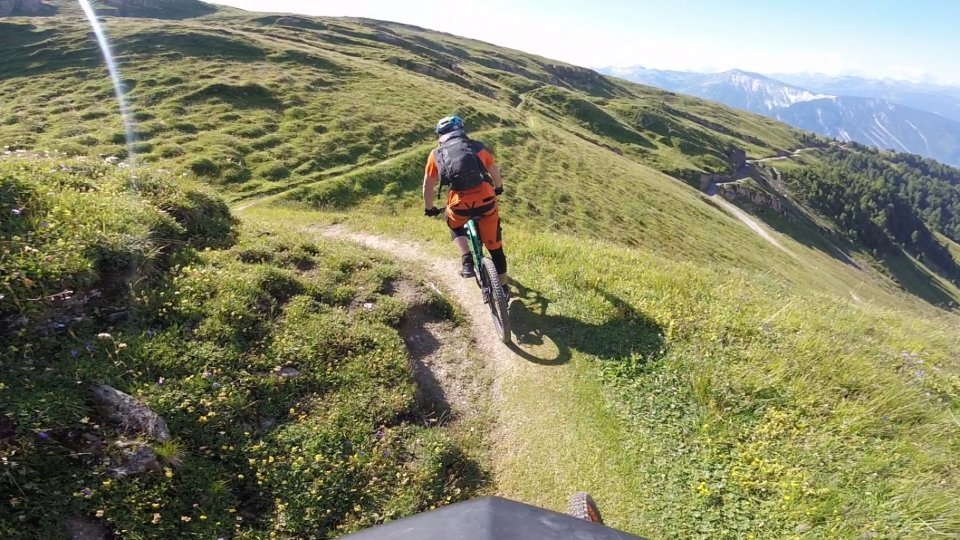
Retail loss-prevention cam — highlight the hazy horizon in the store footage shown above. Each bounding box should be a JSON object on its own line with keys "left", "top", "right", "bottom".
{"left": 203, "top": 0, "right": 960, "bottom": 86}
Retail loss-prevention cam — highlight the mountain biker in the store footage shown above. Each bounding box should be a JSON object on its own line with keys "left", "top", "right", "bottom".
{"left": 423, "top": 115, "right": 508, "bottom": 293}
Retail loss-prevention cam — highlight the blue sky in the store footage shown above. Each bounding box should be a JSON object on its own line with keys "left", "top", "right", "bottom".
{"left": 206, "top": 0, "right": 960, "bottom": 84}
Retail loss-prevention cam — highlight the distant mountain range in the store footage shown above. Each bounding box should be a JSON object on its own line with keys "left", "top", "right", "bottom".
{"left": 772, "top": 73, "right": 960, "bottom": 123}
{"left": 598, "top": 67, "right": 960, "bottom": 166}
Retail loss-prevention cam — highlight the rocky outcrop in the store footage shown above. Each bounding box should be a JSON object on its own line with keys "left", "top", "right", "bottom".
{"left": 717, "top": 181, "right": 786, "bottom": 215}
{"left": 387, "top": 57, "right": 464, "bottom": 78}
{"left": 545, "top": 64, "right": 602, "bottom": 86}
{"left": 472, "top": 56, "right": 556, "bottom": 86}
{"left": 275, "top": 16, "right": 325, "bottom": 29}
{"left": 91, "top": 384, "right": 170, "bottom": 442}
{"left": 544, "top": 63, "right": 617, "bottom": 97}
{"left": 727, "top": 147, "right": 747, "bottom": 172}
{"left": 386, "top": 57, "right": 493, "bottom": 98}
{"left": 0, "top": 0, "right": 43, "bottom": 16}
{"left": 374, "top": 31, "right": 406, "bottom": 47}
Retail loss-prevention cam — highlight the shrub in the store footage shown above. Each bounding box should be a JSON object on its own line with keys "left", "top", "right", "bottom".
{"left": 256, "top": 162, "right": 290, "bottom": 181}
{"left": 189, "top": 157, "right": 219, "bottom": 176}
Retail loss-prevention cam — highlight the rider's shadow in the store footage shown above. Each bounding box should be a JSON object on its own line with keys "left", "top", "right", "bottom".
{"left": 507, "top": 281, "right": 665, "bottom": 368}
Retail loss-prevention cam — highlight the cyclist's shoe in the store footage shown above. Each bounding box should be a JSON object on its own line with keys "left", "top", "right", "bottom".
{"left": 459, "top": 260, "right": 475, "bottom": 278}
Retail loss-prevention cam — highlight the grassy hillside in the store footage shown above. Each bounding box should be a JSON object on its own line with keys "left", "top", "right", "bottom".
{"left": 3, "top": 2, "right": 960, "bottom": 539}
{"left": 0, "top": 156, "right": 484, "bottom": 537}
{"left": 2, "top": 4, "right": 954, "bottom": 306}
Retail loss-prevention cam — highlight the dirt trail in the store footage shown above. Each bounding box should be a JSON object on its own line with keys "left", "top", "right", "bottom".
{"left": 318, "top": 226, "right": 532, "bottom": 402}
{"left": 318, "top": 225, "right": 642, "bottom": 520}
{"left": 746, "top": 147, "right": 812, "bottom": 165}
{"left": 390, "top": 277, "right": 485, "bottom": 421}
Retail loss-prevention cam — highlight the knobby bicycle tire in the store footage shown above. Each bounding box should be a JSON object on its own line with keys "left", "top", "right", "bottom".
{"left": 479, "top": 258, "right": 510, "bottom": 343}
{"left": 567, "top": 492, "right": 603, "bottom": 524}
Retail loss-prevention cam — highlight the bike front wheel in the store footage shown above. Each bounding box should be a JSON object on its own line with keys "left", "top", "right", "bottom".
{"left": 479, "top": 258, "right": 510, "bottom": 344}
{"left": 567, "top": 492, "right": 603, "bottom": 524}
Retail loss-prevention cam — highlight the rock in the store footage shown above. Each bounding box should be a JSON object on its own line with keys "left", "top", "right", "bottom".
{"left": 64, "top": 517, "right": 107, "bottom": 540}
{"left": 91, "top": 384, "right": 170, "bottom": 442}
{"left": 543, "top": 63, "right": 612, "bottom": 95}
{"left": 106, "top": 310, "right": 129, "bottom": 323}
{"left": 795, "top": 523, "right": 812, "bottom": 534}
{"left": 108, "top": 445, "right": 161, "bottom": 479}
{"left": 277, "top": 366, "right": 300, "bottom": 378}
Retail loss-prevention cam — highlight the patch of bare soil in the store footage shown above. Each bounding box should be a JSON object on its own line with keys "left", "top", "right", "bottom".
{"left": 391, "top": 277, "right": 487, "bottom": 424}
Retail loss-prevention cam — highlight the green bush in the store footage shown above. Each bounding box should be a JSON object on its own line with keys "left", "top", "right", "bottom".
{"left": 189, "top": 157, "right": 219, "bottom": 176}
{"left": 256, "top": 161, "right": 291, "bottom": 181}
{"left": 156, "top": 144, "right": 185, "bottom": 158}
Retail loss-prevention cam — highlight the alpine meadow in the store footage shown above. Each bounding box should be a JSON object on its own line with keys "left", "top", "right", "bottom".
{"left": 2, "top": 1, "right": 960, "bottom": 539}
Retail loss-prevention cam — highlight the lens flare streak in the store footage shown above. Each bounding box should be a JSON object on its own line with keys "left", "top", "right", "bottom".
{"left": 77, "top": 0, "right": 137, "bottom": 169}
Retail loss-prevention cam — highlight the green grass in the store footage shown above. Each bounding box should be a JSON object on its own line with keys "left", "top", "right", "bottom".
{"left": 0, "top": 157, "right": 485, "bottom": 538}
{"left": 259, "top": 204, "right": 960, "bottom": 539}
{"left": 0, "top": 7, "right": 806, "bottom": 200}
{"left": 939, "top": 232, "right": 960, "bottom": 262}
{"left": 4, "top": 3, "right": 960, "bottom": 539}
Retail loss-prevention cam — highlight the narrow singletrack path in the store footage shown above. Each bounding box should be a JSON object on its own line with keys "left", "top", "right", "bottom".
{"left": 317, "top": 225, "right": 643, "bottom": 529}
{"left": 318, "top": 225, "right": 525, "bottom": 391}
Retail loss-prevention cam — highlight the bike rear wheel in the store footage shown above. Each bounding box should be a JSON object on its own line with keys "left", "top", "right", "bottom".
{"left": 479, "top": 257, "right": 510, "bottom": 343}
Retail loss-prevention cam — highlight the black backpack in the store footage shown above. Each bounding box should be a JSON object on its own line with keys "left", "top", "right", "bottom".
{"left": 436, "top": 131, "right": 488, "bottom": 191}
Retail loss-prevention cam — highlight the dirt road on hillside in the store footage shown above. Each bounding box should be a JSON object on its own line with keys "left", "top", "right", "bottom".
{"left": 708, "top": 194, "right": 794, "bottom": 256}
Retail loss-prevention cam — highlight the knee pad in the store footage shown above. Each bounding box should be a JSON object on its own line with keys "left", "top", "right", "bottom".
{"left": 450, "top": 226, "right": 467, "bottom": 239}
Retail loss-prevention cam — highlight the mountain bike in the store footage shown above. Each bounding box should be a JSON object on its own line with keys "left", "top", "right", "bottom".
{"left": 464, "top": 216, "right": 511, "bottom": 344}
{"left": 427, "top": 208, "right": 511, "bottom": 344}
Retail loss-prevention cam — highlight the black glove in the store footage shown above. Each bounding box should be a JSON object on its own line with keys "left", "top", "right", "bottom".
{"left": 494, "top": 186, "right": 504, "bottom": 196}
{"left": 424, "top": 207, "right": 443, "bottom": 217}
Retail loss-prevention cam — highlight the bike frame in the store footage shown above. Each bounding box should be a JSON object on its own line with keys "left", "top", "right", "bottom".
{"left": 465, "top": 218, "right": 491, "bottom": 303}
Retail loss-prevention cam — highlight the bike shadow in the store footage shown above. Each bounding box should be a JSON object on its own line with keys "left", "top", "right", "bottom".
{"left": 507, "top": 281, "right": 665, "bottom": 368}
